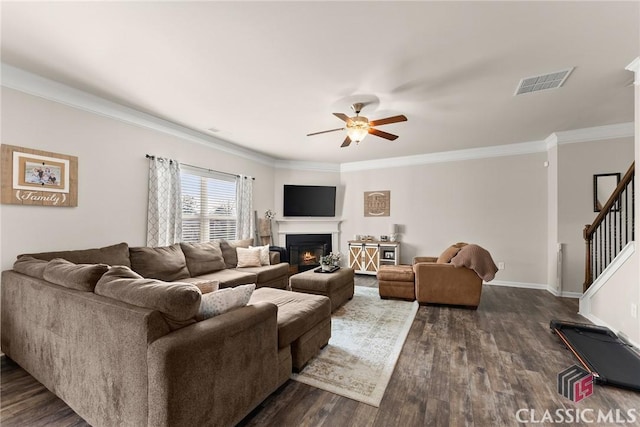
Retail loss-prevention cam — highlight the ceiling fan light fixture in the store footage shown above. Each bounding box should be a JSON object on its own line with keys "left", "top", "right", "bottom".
{"left": 346, "top": 116, "right": 370, "bottom": 142}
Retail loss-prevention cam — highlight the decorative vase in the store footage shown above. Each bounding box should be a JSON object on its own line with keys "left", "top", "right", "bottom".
{"left": 321, "top": 264, "right": 332, "bottom": 272}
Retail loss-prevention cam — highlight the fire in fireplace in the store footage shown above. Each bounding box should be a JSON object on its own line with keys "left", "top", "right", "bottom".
{"left": 286, "top": 234, "right": 332, "bottom": 272}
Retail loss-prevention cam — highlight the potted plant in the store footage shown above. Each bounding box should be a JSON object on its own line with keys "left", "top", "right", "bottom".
{"left": 329, "top": 252, "right": 341, "bottom": 266}
{"left": 320, "top": 255, "right": 333, "bottom": 271}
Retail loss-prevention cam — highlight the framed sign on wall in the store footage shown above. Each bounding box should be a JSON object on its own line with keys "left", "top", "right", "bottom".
{"left": 1, "top": 144, "right": 78, "bottom": 207}
{"left": 364, "top": 190, "right": 390, "bottom": 217}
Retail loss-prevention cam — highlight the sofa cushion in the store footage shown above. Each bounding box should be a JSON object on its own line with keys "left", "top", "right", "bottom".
{"left": 236, "top": 247, "right": 262, "bottom": 268}
{"left": 95, "top": 266, "right": 201, "bottom": 330}
{"left": 237, "top": 263, "right": 289, "bottom": 284}
{"left": 20, "top": 242, "right": 131, "bottom": 267}
{"left": 180, "top": 242, "right": 226, "bottom": 276}
{"left": 196, "top": 284, "right": 256, "bottom": 320}
{"left": 187, "top": 269, "right": 258, "bottom": 288}
{"left": 13, "top": 256, "right": 49, "bottom": 279}
{"left": 42, "top": 258, "right": 110, "bottom": 292}
{"left": 250, "top": 245, "right": 271, "bottom": 266}
{"left": 249, "top": 287, "right": 331, "bottom": 348}
{"left": 129, "top": 244, "right": 190, "bottom": 282}
{"left": 220, "top": 239, "right": 253, "bottom": 268}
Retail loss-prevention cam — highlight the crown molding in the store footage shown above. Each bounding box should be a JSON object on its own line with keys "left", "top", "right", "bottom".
{"left": 1, "top": 63, "right": 277, "bottom": 167}
{"left": 340, "top": 139, "right": 547, "bottom": 172}
{"left": 273, "top": 160, "right": 340, "bottom": 172}
{"left": 553, "top": 122, "right": 634, "bottom": 145}
{"left": 3, "top": 63, "right": 634, "bottom": 174}
{"left": 626, "top": 57, "right": 640, "bottom": 84}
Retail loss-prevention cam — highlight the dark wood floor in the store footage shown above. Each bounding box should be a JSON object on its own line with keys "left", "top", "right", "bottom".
{"left": 2, "top": 276, "right": 639, "bottom": 426}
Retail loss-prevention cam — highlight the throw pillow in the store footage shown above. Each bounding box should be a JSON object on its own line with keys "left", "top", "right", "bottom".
{"left": 95, "top": 265, "right": 201, "bottom": 331}
{"left": 249, "top": 245, "right": 270, "bottom": 266}
{"left": 13, "top": 256, "right": 49, "bottom": 279}
{"left": 197, "top": 284, "right": 256, "bottom": 320}
{"left": 180, "top": 241, "right": 226, "bottom": 276}
{"left": 236, "top": 247, "right": 262, "bottom": 268}
{"left": 220, "top": 238, "right": 254, "bottom": 268}
{"left": 129, "top": 244, "right": 190, "bottom": 282}
{"left": 43, "top": 258, "right": 110, "bottom": 292}
{"left": 188, "top": 279, "right": 220, "bottom": 294}
{"left": 436, "top": 245, "right": 463, "bottom": 264}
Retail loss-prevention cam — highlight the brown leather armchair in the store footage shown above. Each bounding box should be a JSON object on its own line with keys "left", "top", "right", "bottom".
{"left": 412, "top": 254, "right": 483, "bottom": 309}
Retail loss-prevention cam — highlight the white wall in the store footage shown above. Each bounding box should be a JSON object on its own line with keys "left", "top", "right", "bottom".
{"left": 557, "top": 137, "right": 634, "bottom": 293}
{"left": 340, "top": 153, "right": 549, "bottom": 285}
{"left": 0, "top": 88, "right": 276, "bottom": 270}
{"left": 589, "top": 248, "right": 639, "bottom": 346}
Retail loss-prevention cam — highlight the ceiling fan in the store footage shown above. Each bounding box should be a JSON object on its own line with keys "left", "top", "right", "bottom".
{"left": 307, "top": 103, "right": 408, "bottom": 148}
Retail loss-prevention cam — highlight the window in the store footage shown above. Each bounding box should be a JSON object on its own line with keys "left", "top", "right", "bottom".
{"left": 180, "top": 166, "right": 237, "bottom": 242}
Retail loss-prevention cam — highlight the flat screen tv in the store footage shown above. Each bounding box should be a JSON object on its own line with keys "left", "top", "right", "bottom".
{"left": 283, "top": 185, "right": 336, "bottom": 217}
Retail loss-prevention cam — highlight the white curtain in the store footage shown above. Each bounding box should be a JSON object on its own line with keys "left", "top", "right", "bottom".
{"left": 147, "top": 157, "right": 182, "bottom": 246}
{"left": 236, "top": 175, "right": 253, "bottom": 240}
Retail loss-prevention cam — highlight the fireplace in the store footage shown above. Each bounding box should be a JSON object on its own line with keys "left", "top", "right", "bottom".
{"left": 286, "top": 234, "right": 332, "bottom": 272}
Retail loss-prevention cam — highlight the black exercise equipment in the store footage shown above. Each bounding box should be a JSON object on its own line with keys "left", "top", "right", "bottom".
{"left": 550, "top": 320, "right": 640, "bottom": 392}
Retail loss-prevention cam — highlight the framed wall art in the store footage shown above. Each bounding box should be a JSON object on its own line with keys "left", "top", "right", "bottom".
{"left": 1, "top": 144, "right": 78, "bottom": 207}
{"left": 364, "top": 190, "right": 390, "bottom": 217}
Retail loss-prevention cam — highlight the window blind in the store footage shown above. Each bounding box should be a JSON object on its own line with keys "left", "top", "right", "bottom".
{"left": 180, "top": 166, "right": 237, "bottom": 242}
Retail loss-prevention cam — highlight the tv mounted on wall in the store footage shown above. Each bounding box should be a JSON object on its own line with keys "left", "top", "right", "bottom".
{"left": 283, "top": 185, "right": 336, "bottom": 217}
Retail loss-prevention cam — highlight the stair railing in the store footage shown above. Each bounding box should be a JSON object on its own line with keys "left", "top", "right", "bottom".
{"left": 583, "top": 162, "right": 635, "bottom": 292}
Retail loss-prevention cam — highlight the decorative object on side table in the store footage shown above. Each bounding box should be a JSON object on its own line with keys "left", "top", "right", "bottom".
{"left": 389, "top": 224, "right": 399, "bottom": 242}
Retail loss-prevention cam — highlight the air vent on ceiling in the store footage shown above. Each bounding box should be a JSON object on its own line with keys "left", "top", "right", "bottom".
{"left": 514, "top": 67, "right": 574, "bottom": 95}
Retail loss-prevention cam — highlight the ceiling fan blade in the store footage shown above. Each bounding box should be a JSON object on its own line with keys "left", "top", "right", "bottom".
{"left": 307, "top": 127, "right": 344, "bottom": 136}
{"left": 341, "top": 136, "right": 352, "bottom": 147}
{"left": 369, "top": 115, "right": 408, "bottom": 127}
{"left": 333, "top": 112, "right": 351, "bottom": 122}
{"left": 369, "top": 128, "right": 399, "bottom": 141}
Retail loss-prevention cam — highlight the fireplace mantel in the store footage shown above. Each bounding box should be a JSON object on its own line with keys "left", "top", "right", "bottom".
{"left": 276, "top": 218, "right": 342, "bottom": 250}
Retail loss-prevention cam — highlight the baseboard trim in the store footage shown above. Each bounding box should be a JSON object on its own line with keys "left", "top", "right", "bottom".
{"left": 580, "top": 312, "right": 640, "bottom": 351}
{"left": 486, "top": 280, "right": 581, "bottom": 298}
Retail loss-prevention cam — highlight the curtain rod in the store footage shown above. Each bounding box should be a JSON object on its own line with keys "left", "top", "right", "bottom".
{"left": 145, "top": 154, "right": 254, "bottom": 180}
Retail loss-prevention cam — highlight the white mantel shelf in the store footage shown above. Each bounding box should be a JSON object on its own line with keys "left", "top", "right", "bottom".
{"left": 275, "top": 218, "right": 343, "bottom": 250}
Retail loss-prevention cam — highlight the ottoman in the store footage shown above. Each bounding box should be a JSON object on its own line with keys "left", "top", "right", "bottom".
{"left": 249, "top": 287, "right": 332, "bottom": 372}
{"left": 289, "top": 267, "right": 355, "bottom": 312}
{"left": 377, "top": 264, "right": 415, "bottom": 300}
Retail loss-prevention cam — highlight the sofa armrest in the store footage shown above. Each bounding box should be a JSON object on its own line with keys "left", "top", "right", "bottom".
{"left": 269, "top": 251, "right": 280, "bottom": 264}
{"left": 147, "top": 302, "right": 279, "bottom": 427}
{"left": 413, "top": 256, "right": 438, "bottom": 264}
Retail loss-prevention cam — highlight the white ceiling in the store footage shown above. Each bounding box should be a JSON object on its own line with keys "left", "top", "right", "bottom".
{"left": 1, "top": 1, "right": 638, "bottom": 164}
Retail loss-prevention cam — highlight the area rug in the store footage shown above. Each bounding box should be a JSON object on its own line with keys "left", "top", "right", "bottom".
{"left": 291, "top": 286, "right": 419, "bottom": 407}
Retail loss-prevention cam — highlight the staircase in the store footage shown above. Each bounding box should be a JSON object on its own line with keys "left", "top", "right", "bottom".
{"left": 583, "top": 162, "right": 635, "bottom": 291}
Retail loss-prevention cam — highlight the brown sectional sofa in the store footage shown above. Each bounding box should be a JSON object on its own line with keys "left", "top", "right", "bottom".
{"left": 1, "top": 240, "right": 330, "bottom": 427}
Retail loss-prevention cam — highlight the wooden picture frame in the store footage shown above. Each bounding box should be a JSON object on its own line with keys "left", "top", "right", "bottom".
{"left": 1, "top": 144, "right": 78, "bottom": 207}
